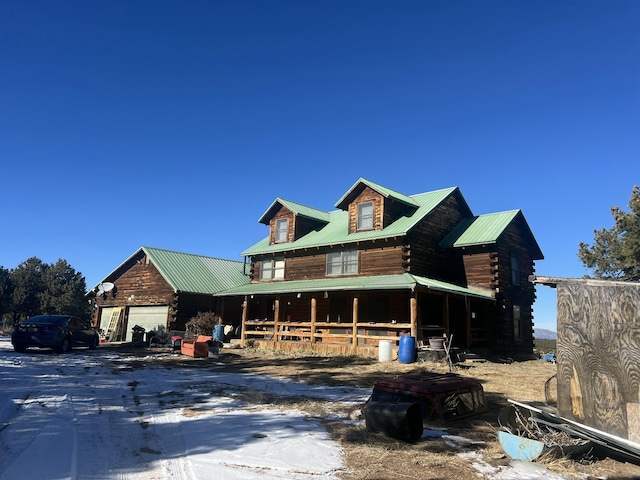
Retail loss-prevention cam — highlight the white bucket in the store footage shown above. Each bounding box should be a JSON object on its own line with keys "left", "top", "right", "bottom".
{"left": 378, "top": 340, "right": 392, "bottom": 362}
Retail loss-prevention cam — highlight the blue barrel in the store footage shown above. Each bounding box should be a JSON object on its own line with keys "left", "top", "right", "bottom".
{"left": 398, "top": 335, "right": 417, "bottom": 364}
{"left": 213, "top": 325, "right": 225, "bottom": 342}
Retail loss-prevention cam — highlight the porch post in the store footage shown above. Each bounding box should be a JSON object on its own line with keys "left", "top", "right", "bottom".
{"left": 219, "top": 298, "right": 225, "bottom": 321}
{"left": 465, "top": 296, "right": 471, "bottom": 348}
{"left": 241, "top": 296, "right": 248, "bottom": 346}
{"left": 352, "top": 296, "right": 359, "bottom": 350}
{"left": 444, "top": 294, "right": 450, "bottom": 336}
{"left": 274, "top": 295, "right": 280, "bottom": 343}
{"left": 310, "top": 296, "right": 317, "bottom": 344}
{"left": 410, "top": 289, "right": 418, "bottom": 339}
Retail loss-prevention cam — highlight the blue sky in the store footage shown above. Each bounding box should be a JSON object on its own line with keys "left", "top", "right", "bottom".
{"left": 2, "top": 1, "right": 639, "bottom": 332}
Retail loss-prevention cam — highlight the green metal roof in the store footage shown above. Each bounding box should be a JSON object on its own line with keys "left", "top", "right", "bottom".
{"left": 93, "top": 246, "right": 250, "bottom": 295}
{"left": 144, "top": 247, "right": 250, "bottom": 294}
{"left": 259, "top": 198, "right": 331, "bottom": 225}
{"left": 216, "top": 273, "right": 494, "bottom": 300}
{"left": 440, "top": 210, "right": 544, "bottom": 259}
{"left": 242, "top": 187, "right": 459, "bottom": 256}
{"left": 335, "top": 178, "right": 420, "bottom": 210}
{"left": 441, "top": 210, "right": 520, "bottom": 247}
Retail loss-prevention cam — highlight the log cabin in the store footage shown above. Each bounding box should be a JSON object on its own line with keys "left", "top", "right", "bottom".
{"left": 218, "top": 178, "right": 544, "bottom": 358}
{"left": 88, "top": 246, "right": 248, "bottom": 342}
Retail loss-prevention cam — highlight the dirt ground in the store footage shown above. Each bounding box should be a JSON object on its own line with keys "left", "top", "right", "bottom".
{"left": 117, "top": 343, "right": 640, "bottom": 480}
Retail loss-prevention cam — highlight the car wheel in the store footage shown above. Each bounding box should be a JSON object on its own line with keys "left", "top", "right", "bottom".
{"left": 89, "top": 336, "right": 98, "bottom": 350}
{"left": 57, "top": 337, "right": 71, "bottom": 353}
{"left": 13, "top": 344, "right": 27, "bottom": 353}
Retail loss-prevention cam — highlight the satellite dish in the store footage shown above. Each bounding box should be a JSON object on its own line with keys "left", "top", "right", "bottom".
{"left": 95, "top": 282, "right": 115, "bottom": 296}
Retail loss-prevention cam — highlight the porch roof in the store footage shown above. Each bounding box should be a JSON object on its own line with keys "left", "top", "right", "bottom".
{"left": 215, "top": 273, "right": 495, "bottom": 300}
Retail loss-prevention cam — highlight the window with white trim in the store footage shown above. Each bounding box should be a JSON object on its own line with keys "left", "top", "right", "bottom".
{"left": 260, "top": 258, "right": 285, "bottom": 280}
{"left": 327, "top": 249, "right": 358, "bottom": 276}
{"left": 275, "top": 218, "right": 288, "bottom": 243}
{"left": 357, "top": 202, "right": 374, "bottom": 231}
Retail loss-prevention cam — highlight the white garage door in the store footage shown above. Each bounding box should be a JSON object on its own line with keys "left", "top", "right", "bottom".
{"left": 126, "top": 306, "right": 169, "bottom": 341}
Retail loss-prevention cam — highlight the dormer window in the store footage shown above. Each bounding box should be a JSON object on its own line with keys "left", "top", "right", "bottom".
{"left": 275, "top": 218, "right": 289, "bottom": 243}
{"left": 357, "top": 202, "right": 374, "bottom": 231}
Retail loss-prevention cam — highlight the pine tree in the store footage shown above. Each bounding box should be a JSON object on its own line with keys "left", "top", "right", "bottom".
{"left": 578, "top": 185, "right": 640, "bottom": 281}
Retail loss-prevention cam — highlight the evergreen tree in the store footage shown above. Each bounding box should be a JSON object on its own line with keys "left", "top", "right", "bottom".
{"left": 40, "top": 259, "right": 91, "bottom": 318}
{"left": 10, "top": 257, "right": 46, "bottom": 322}
{"left": 578, "top": 185, "right": 640, "bottom": 281}
{"left": 7, "top": 257, "right": 91, "bottom": 322}
{"left": 0, "top": 266, "right": 12, "bottom": 329}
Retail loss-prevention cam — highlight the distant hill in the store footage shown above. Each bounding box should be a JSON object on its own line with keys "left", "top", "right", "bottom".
{"left": 534, "top": 328, "right": 557, "bottom": 340}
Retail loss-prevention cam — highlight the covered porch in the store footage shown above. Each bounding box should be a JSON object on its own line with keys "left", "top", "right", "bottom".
{"left": 218, "top": 274, "right": 495, "bottom": 358}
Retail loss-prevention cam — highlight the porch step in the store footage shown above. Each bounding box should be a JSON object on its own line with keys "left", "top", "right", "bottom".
{"left": 463, "top": 352, "right": 487, "bottom": 363}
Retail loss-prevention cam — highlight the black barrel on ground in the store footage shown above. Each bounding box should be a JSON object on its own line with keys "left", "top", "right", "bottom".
{"left": 364, "top": 400, "right": 423, "bottom": 442}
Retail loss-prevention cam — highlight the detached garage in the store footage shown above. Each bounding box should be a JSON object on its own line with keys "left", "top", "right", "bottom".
{"left": 88, "top": 246, "right": 250, "bottom": 341}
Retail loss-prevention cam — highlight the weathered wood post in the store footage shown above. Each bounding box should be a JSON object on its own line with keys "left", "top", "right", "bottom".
{"left": 241, "top": 296, "right": 248, "bottom": 346}
{"left": 310, "top": 296, "right": 317, "bottom": 344}
{"left": 352, "top": 296, "right": 359, "bottom": 351}
{"left": 465, "top": 296, "right": 471, "bottom": 348}
{"left": 410, "top": 290, "right": 418, "bottom": 339}
{"left": 274, "top": 296, "right": 280, "bottom": 344}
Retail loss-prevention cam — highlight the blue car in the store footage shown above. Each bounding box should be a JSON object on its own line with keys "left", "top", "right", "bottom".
{"left": 11, "top": 315, "right": 100, "bottom": 353}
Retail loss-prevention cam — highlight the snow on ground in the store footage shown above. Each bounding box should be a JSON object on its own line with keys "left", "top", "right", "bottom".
{"left": 0, "top": 337, "right": 568, "bottom": 480}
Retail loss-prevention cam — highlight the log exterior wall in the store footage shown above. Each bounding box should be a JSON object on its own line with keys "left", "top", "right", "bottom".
{"left": 405, "top": 193, "right": 468, "bottom": 283}
{"left": 253, "top": 243, "right": 407, "bottom": 282}
{"left": 92, "top": 251, "right": 175, "bottom": 329}
{"left": 493, "top": 222, "right": 538, "bottom": 355}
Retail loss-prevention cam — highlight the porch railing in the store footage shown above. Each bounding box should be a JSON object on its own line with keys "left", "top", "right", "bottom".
{"left": 244, "top": 319, "right": 414, "bottom": 346}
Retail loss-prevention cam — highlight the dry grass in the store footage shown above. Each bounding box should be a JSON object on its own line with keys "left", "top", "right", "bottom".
{"left": 112, "top": 344, "right": 640, "bottom": 479}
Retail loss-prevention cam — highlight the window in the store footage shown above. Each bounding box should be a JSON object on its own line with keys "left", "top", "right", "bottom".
{"left": 327, "top": 249, "right": 358, "bottom": 276}
{"left": 513, "top": 305, "right": 521, "bottom": 340}
{"left": 357, "top": 202, "right": 374, "bottom": 230}
{"left": 260, "top": 258, "right": 285, "bottom": 280}
{"left": 510, "top": 254, "right": 520, "bottom": 285}
{"left": 275, "top": 218, "right": 288, "bottom": 243}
